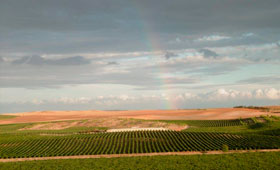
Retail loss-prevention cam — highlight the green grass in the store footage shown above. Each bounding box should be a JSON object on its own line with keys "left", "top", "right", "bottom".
{"left": 0, "top": 152, "right": 279, "bottom": 170}
{"left": 0, "top": 115, "right": 17, "bottom": 120}
{"left": 0, "top": 123, "right": 29, "bottom": 133}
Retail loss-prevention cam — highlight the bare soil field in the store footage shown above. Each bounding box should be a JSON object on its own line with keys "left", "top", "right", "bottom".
{"left": 19, "top": 118, "right": 187, "bottom": 131}
{"left": 0, "top": 107, "right": 278, "bottom": 125}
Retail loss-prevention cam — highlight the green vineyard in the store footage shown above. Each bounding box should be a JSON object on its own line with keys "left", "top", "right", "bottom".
{"left": 1, "top": 131, "right": 279, "bottom": 158}
{"left": 161, "top": 117, "right": 264, "bottom": 127}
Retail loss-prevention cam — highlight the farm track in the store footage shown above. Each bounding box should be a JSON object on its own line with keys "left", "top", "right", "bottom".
{"left": 1, "top": 149, "right": 279, "bottom": 162}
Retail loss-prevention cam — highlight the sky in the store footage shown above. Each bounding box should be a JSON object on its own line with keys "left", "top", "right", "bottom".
{"left": 0, "top": 0, "right": 280, "bottom": 113}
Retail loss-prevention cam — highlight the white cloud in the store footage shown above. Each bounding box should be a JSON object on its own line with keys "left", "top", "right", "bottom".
{"left": 10, "top": 88, "right": 279, "bottom": 106}
{"left": 196, "top": 35, "right": 231, "bottom": 42}
{"left": 54, "top": 97, "right": 92, "bottom": 104}
{"left": 254, "top": 88, "right": 280, "bottom": 100}
{"left": 242, "top": 32, "right": 255, "bottom": 37}
{"left": 1, "top": 88, "right": 279, "bottom": 113}
{"left": 205, "top": 88, "right": 280, "bottom": 101}
{"left": 265, "top": 88, "right": 280, "bottom": 99}
{"left": 31, "top": 99, "right": 44, "bottom": 105}
{"left": 205, "top": 89, "right": 240, "bottom": 101}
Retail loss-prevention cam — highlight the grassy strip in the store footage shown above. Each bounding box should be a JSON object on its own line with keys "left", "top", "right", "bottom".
{"left": 0, "top": 152, "right": 279, "bottom": 170}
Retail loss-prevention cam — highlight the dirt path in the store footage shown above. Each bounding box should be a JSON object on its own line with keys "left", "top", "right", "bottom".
{"left": 1, "top": 149, "right": 279, "bottom": 162}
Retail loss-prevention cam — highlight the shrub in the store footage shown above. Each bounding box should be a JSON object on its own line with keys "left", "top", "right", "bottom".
{"left": 222, "top": 144, "right": 229, "bottom": 152}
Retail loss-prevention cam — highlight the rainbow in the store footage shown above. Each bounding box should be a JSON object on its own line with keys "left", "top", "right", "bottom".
{"left": 132, "top": 2, "right": 178, "bottom": 110}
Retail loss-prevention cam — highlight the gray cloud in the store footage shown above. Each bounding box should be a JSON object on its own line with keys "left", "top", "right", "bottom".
{"left": 2, "top": 0, "right": 279, "bottom": 32}
{"left": 12, "top": 56, "right": 90, "bottom": 65}
{"left": 1, "top": 0, "right": 280, "bottom": 54}
{"left": 1, "top": 43, "right": 277, "bottom": 89}
{"left": 276, "top": 42, "right": 280, "bottom": 48}
{"left": 164, "top": 52, "right": 178, "bottom": 60}
{"left": 198, "top": 49, "right": 219, "bottom": 58}
{"left": 238, "top": 76, "right": 280, "bottom": 85}
{"left": 107, "top": 61, "right": 119, "bottom": 65}
{"left": 0, "top": 58, "right": 199, "bottom": 88}
{"left": 1, "top": 1, "right": 280, "bottom": 113}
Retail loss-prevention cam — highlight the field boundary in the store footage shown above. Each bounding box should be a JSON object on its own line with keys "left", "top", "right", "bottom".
{"left": 1, "top": 149, "right": 279, "bottom": 162}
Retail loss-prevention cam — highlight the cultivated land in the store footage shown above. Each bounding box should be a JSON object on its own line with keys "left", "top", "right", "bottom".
{"left": 0, "top": 152, "right": 279, "bottom": 170}
{"left": 1, "top": 107, "right": 279, "bottom": 124}
{"left": 0, "top": 106, "right": 279, "bottom": 169}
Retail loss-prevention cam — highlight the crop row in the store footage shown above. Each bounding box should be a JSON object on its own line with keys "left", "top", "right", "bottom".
{"left": 160, "top": 118, "right": 263, "bottom": 127}
{"left": 0, "top": 131, "right": 279, "bottom": 158}
{"left": 181, "top": 118, "right": 263, "bottom": 127}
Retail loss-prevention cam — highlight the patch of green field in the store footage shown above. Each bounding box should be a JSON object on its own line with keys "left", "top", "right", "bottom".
{"left": 0, "top": 115, "right": 17, "bottom": 120}
{"left": 149, "top": 116, "right": 280, "bottom": 136}
{"left": 156, "top": 117, "right": 271, "bottom": 127}
{"left": 0, "top": 120, "right": 108, "bottom": 134}
{"left": 0, "top": 152, "right": 279, "bottom": 170}
{"left": 0, "top": 123, "right": 29, "bottom": 133}
{"left": 184, "top": 125, "right": 249, "bottom": 133}
{"left": 19, "top": 126, "right": 107, "bottom": 134}
{"left": 184, "top": 121, "right": 280, "bottom": 136}
{"left": 0, "top": 116, "right": 279, "bottom": 162}
{"left": 0, "top": 131, "right": 279, "bottom": 158}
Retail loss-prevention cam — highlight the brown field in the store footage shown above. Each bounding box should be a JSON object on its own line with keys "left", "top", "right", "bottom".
{"left": 18, "top": 118, "right": 187, "bottom": 131}
{"left": 0, "top": 107, "right": 278, "bottom": 125}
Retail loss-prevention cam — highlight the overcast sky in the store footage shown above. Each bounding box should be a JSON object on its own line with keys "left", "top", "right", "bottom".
{"left": 0, "top": 0, "right": 280, "bottom": 113}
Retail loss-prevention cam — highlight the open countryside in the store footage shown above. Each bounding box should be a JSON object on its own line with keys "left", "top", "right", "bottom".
{"left": 0, "top": 106, "right": 280, "bottom": 169}
{"left": 1, "top": 0, "right": 280, "bottom": 169}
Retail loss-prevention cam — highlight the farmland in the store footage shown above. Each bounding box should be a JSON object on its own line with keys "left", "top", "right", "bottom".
{"left": 0, "top": 115, "right": 17, "bottom": 120}
{"left": 1, "top": 107, "right": 274, "bottom": 124}
{"left": 156, "top": 117, "right": 263, "bottom": 127}
{"left": 0, "top": 108, "right": 279, "bottom": 169}
{"left": 0, "top": 115, "right": 280, "bottom": 159}
{"left": 0, "top": 152, "right": 279, "bottom": 170}
{"left": 1, "top": 131, "right": 279, "bottom": 159}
